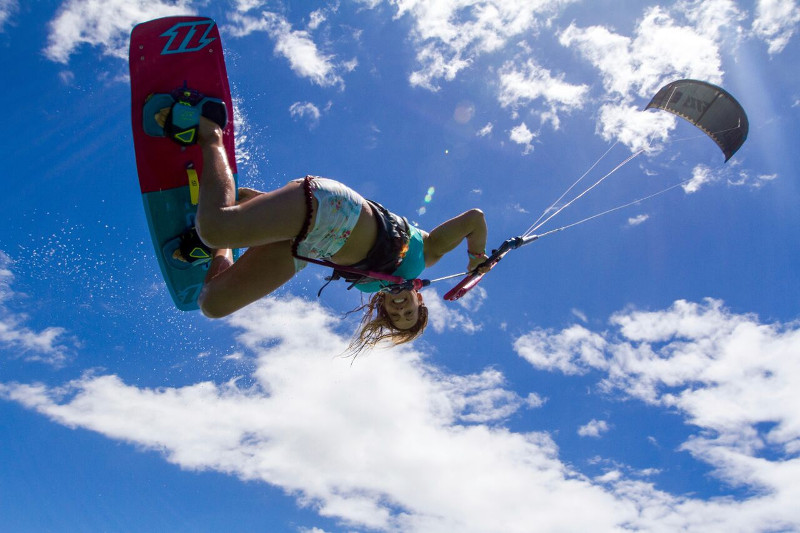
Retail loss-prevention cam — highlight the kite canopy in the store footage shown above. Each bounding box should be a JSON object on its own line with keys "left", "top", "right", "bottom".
{"left": 646, "top": 79, "right": 748, "bottom": 162}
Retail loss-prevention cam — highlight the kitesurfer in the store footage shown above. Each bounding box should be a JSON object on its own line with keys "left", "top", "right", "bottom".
{"left": 163, "top": 111, "right": 488, "bottom": 352}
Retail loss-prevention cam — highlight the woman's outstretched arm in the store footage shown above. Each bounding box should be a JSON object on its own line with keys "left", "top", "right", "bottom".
{"left": 423, "top": 208, "right": 487, "bottom": 270}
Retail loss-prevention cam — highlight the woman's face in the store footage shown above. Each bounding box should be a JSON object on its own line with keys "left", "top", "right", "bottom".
{"left": 382, "top": 289, "right": 424, "bottom": 330}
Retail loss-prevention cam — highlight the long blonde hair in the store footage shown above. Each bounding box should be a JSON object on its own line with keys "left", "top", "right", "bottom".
{"left": 346, "top": 292, "right": 428, "bottom": 357}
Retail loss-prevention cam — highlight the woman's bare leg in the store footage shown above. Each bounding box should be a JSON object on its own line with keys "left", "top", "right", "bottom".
{"left": 197, "top": 241, "right": 298, "bottom": 318}
{"left": 194, "top": 118, "right": 310, "bottom": 249}
{"left": 147, "top": 113, "right": 306, "bottom": 316}
{"left": 187, "top": 119, "right": 311, "bottom": 317}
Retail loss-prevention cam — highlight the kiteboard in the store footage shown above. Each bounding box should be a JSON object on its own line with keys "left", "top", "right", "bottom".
{"left": 129, "top": 16, "right": 237, "bottom": 311}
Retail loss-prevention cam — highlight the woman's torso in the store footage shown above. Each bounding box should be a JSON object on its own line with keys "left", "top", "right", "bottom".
{"left": 299, "top": 177, "right": 429, "bottom": 268}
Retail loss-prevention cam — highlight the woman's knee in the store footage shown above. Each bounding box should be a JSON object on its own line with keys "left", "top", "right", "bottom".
{"left": 195, "top": 210, "right": 238, "bottom": 249}
{"left": 197, "top": 286, "right": 232, "bottom": 319}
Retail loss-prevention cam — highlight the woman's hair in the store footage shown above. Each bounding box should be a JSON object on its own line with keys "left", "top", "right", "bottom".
{"left": 346, "top": 292, "right": 428, "bottom": 357}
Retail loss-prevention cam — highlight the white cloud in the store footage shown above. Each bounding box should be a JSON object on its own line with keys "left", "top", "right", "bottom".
{"left": 0, "top": 0, "right": 17, "bottom": 31}
{"left": 627, "top": 214, "right": 650, "bottom": 226}
{"left": 683, "top": 0, "right": 745, "bottom": 43}
{"left": 308, "top": 9, "right": 326, "bottom": 31}
{"left": 515, "top": 324, "right": 608, "bottom": 375}
{"left": 438, "top": 368, "right": 529, "bottom": 423}
{"left": 752, "top": 0, "right": 800, "bottom": 54}
{"left": 289, "top": 101, "right": 322, "bottom": 128}
{"left": 5, "top": 295, "right": 800, "bottom": 531}
{"left": 727, "top": 168, "right": 780, "bottom": 189}
{"left": 571, "top": 308, "right": 588, "bottom": 322}
{"left": 386, "top": 0, "right": 578, "bottom": 90}
{"left": 683, "top": 164, "right": 719, "bottom": 193}
{"left": 0, "top": 251, "right": 72, "bottom": 366}
{"left": 226, "top": 12, "right": 346, "bottom": 88}
{"left": 560, "top": 7, "right": 724, "bottom": 99}
{"left": 233, "top": 0, "right": 267, "bottom": 12}
{"left": 453, "top": 285, "right": 487, "bottom": 313}
{"left": 596, "top": 102, "right": 676, "bottom": 153}
{"left": 514, "top": 298, "right": 800, "bottom": 530}
{"left": 1, "top": 295, "right": 632, "bottom": 533}
{"left": 525, "top": 392, "right": 546, "bottom": 409}
{"left": 509, "top": 123, "right": 535, "bottom": 154}
{"left": 578, "top": 419, "right": 610, "bottom": 438}
{"left": 353, "top": 0, "right": 382, "bottom": 8}
{"left": 423, "top": 288, "right": 483, "bottom": 334}
{"left": 476, "top": 122, "right": 493, "bottom": 137}
{"left": 498, "top": 59, "right": 588, "bottom": 130}
{"left": 44, "top": 0, "right": 194, "bottom": 63}
{"left": 559, "top": 5, "right": 736, "bottom": 152}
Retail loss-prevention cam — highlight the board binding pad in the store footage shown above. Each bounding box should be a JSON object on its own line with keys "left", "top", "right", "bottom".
{"left": 130, "top": 16, "right": 238, "bottom": 311}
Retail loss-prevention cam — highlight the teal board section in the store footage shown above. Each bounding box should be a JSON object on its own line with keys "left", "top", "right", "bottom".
{"left": 141, "top": 180, "right": 237, "bottom": 311}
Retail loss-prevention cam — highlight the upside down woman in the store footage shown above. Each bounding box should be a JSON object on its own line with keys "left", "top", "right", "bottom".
{"left": 166, "top": 112, "right": 488, "bottom": 352}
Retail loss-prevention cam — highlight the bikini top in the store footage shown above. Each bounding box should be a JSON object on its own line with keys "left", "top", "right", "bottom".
{"left": 332, "top": 200, "right": 426, "bottom": 293}
{"left": 352, "top": 224, "right": 425, "bottom": 293}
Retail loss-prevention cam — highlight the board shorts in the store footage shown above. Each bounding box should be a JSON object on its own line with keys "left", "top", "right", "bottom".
{"left": 292, "top": 177, "right": 364, "bottom": 272}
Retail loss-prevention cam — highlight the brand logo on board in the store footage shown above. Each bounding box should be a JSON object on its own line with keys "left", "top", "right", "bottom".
{"left": 160, "top": 20, "right": 216, "bottom": 55}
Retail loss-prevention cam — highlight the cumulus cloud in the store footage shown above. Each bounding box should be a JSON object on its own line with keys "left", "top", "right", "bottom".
{"left": 289, "top": 101, "right": 323, "bottom": 128}
{"left": 595, "top": 102, "right": 676, "bottom": 153}
{"left": 683, "top": 164, "right": 719, "bottom": 193}
{"left": 44, "top": 0, "right": 194, "bottom": 63}
{"left": 509, "top": 123, "right": 535, "bottom": 154}
{"left": 559, "top": 5, "right": 736, "bottom": 152}
{"left": 561, "top": 6, "right": 725, "bottom": 99}
{"left": 383, "top": 0, "right": 578, "bottom": 90}
{"left": 4, "top": 294, "right": 800, "bottom": 531}
{"left": 498, "top": 59, "right": 588, "bottom": 129}
{"left": 438, "top": 368, "right": 530, "bottom": 423}
{"left": 683, "top": 0, "right": 746, "bottom": 42}
{"left": 1, "top": 295, "right": 632, "bottom": 533}
{"left": 0, "top": 251, "right": 72, "bottom": 366}
{"left": 525, "top": 392, "right": 547, "bottom": 409}
{"left": 515, "top": 324, "right": 608, "bottom": 375}
{"left": 423, "top": 288, "right": 483, "bottom": 334}
{"left": 225, "top": 11, "right": 349, "bottom": 88}
{"left": 514, "top": 298, "right": 800, "bottom": 530}
{"left": 752, "top": 0, "right": 800, "bottom": 54}
{"left": 232, "top": 0, "right": 267, "bottom": 12}
{"left": 578, "top": 419, "right": 610, "bottom": 438}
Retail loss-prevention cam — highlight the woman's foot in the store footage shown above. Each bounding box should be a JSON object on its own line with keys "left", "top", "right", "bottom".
{"left": 154, "top": 107, "right": 169, "bottom": 128}
{"left": 153, "top": 108, "right": 223, "bottom": 146}
{"left": 197, "top": 115, "right": 223, "bottom": 146}
{"left": 172, "top": 228, "right": 212, "bottom": 264}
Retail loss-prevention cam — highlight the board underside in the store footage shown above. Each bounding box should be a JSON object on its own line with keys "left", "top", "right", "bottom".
{"left": 130, "top": 16, "right": 238, "bottom": 311}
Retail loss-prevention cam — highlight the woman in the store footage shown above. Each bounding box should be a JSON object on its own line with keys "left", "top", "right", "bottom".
{"left": 171, "top": 113, "right": 488, "bottom": 351}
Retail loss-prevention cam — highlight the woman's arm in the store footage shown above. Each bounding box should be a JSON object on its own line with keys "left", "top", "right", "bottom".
{"left": 423, "top": 208, "right": 487, "bottom": 269}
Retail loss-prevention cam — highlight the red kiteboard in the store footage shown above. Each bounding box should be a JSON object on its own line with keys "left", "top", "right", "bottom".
{"left": 130, "top": 16, "right": 237, "bottom": 311}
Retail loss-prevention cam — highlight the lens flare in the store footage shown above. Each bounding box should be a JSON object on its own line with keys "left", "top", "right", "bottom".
{"left": 417, "top": 186, "right": 435, "bottom": 216}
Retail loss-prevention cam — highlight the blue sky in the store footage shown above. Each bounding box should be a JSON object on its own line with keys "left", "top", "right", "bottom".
{"left": 1, "top": 0, "right": 799, "bottom": 532}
